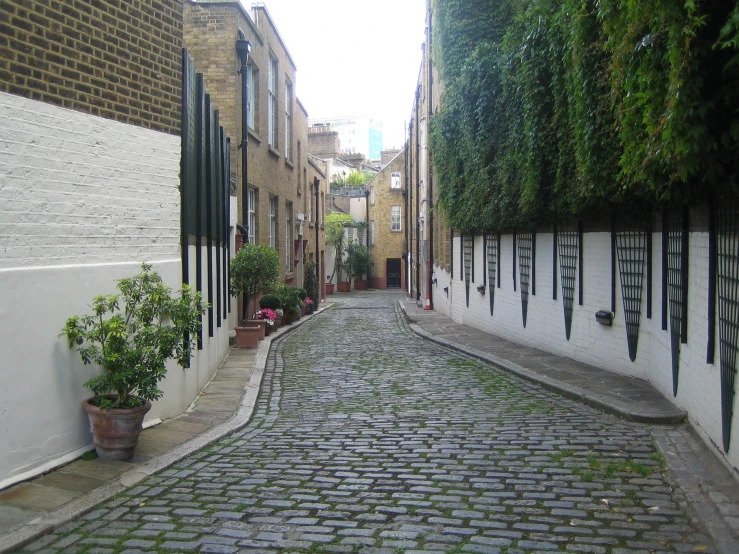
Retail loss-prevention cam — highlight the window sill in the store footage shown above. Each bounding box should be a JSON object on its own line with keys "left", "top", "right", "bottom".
{"left": 309, "top": 222, "right": 315, "bottom": 228}
{"left": 247, "top": 127, "right": 262, "bottom": 143}
{"left": 285, "top": 158, "right": 294, "bottom": 170}
{"left": 268, "top": 145, "right": 280, "bottom": 159}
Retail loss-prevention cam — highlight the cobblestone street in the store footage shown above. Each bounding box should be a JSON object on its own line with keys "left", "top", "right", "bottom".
{"left": 23, "top": 293, "right": 722, "bottom": 553}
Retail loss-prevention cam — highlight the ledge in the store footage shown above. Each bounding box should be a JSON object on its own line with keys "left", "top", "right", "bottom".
{"left": 268, "top": 145, "right": 281, "bottom": 159}
{"left": 285, "top": 158, "right": 294, "bottom": 170}
{"left": 247, "top": 127, "right": 262, "bottom": 144}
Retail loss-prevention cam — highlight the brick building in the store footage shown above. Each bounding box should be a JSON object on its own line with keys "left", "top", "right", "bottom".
{"left": 0, "top": 0, "right": 231, "bottom": 487}
{"left": 183, "top": 1, "right": 326, "bottom": 315}
{"left": 367, "top": 150, "right": 407, "bottom": 289}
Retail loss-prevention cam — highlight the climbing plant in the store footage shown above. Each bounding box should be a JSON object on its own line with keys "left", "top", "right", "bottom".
{"left": 431, "top": 0, "right": 739, "bottom": 233}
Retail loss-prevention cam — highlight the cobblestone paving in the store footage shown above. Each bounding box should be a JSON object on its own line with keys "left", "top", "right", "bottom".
{"left": 23, "top": 293, "right": 717, "bottom": 553}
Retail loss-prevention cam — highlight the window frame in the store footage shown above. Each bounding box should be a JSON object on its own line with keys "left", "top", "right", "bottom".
{"left": 247, "top": 187, "right": 256, "bottom": 244}
{"left": 246, "top": 64, "right": 255, "bottom": 130}
{"left": 269, "top": 195, "right": 278, "bottom": 249}
{"left": 285, "top": 79, "right": 292, "bottom": 160}
{"left": 268, "top": 54, "right": 278, "bottom": 148}
{"left": 391, "top": 205, "right": 401, "bottom": 231}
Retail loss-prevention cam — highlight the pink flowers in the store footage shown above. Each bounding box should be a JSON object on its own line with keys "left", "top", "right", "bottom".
{"left": 304, "top": 297, "right": 314, "bottom": 306}
{"left": 257, "top": 308, "right": 277, "bottom": 321}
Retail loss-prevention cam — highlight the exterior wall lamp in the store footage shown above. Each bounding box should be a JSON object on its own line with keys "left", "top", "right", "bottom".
{"left": 595, "top": 310, "right": 614, "bottom": 326}
{"left": 477, "top": 284, "right": 486, "bottom": 294}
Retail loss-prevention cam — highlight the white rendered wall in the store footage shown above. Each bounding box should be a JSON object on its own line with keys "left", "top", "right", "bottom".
{"left": 0, "top": 93, "right": 228, "bottom": 487}
{"left": 442, "top": 232, "right": 739, "bottom": 473}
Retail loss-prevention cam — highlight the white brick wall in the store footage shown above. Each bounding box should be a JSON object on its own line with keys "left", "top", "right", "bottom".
{"left": 0, "top": 92, "right": 181, "bottom": 268}
{"left": 435, "top": 232, "right": 739, "bottom": 473}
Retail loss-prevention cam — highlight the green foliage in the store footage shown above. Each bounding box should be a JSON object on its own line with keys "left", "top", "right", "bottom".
{"left": 326, "top": 213, "right": 355, "bottom": 282}
{"left": 432, "top": 0, "right": 739, "bottom": 232}
{"left": 266, "top": 282, "right": 301, "bottom": 314}
{"left": 297, "top": 288, "right": 308, "bottom": 300}
{"left": 60, "top": 263, "right": 206, "bottom": 409}
{"left": 345, "top": 242, "right": 370, "bottom": 279}
{"left": 304, "top": 260, "right": 320, "bottom": 304}
{"left": 230, "top": 243, "right": 280, "bottom": 320}
{"left": 258, "top": 293, "right": 281, "bottom": 310}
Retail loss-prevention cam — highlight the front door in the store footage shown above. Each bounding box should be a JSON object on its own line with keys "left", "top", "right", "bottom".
{"left": 387, "top": 258, "right": 401, "bottom": 288}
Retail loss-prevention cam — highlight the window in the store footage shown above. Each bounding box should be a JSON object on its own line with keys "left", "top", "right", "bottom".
{"left": 370, "top": 186, "right": 375, "bottom": 205}
{"left": 248, "top": 187, "right": 256, "bottom": 244}
{"left": 370, "top": 263, "right": 375, "bottom": 278}
{"left": 391, "top": 171, "right": 401, "bottom": 189}
{"left": 269, "top": 196, "right": 278, "bottom": 249}
{"left": 370, "top": 220, "right": 375, "bottom": 246}
{"left": 285, "top": 80, "right": 292, "bottom": 160}
{"left": 285, "top": 201, "right": 292, "bottom": 271}
{"left": 321, "top": 193, "right": 325, "bottom": 224}
{"left": 268, "top": 54, "right": 278, "bottom": 148}
{"left": 307, "top": 181, "right": 312, "bottom": 222}
{"left": 246, "top": 64, "right": 255, "bottom": 130}
{"left": 391, "top": 206, "right": 401, "bottom": 231}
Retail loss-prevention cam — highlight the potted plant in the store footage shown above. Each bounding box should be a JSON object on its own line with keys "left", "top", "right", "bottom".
{"left": 259, "top": 293, "right": 282, "bottom": 327}
{"left": 59, "top": 263, "right": 206, "bottom": 461}
{"left": 254, "top": 308, "right": 277, "bottom": 335}
{"left": 326, "top": 213, "right": 353, "bottom": 293}
{"left": 346, "top": 241, "right": 370, "bottom": 290}
{"left": 297, "top": 288, "right": 307, "bottom": 315}
{"left": 230, "top": 243, "right": 280, "bottom": 347}
{"left": 303, "top": 297, "right": 315, "bottom": 314}
{"left": 305, "top": 260, "right": 320, "bottom": 306}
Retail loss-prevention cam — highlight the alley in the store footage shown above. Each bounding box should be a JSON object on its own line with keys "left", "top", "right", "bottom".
{"left": 22, "top": 293, "right": 720, "bottom": 553}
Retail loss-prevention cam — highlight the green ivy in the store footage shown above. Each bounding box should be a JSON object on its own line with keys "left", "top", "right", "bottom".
{"left": 431, "top": 0, "right": 739, "bottom": 233}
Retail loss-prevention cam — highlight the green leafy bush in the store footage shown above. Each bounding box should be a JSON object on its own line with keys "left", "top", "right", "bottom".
{"left": 305, "top": 260, "right": 320, "bottom": 305}
{"left": 346, "top": 242, "right": 370, "bottom": 280}
{"left": 60, "top": 263, "right": 206, "bottom": 410}
{"left": 230, "top": 243, "right": 280, "bottom": 321}
{"left": 259, "top": 294, "right": 281, "bottom": 310}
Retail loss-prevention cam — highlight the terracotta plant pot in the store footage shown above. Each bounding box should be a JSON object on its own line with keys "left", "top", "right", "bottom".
{"left": 248, "top": 319, "right": 267, "bottom": 340}
{"left": 337, "top": 281, "right": 350, "bottom": 293}
{"left": 354, "top": 279, "right": 368, "bottom": 290}
{"left": 235, "top": 324, "right": 260, "bottom": 348}
{"left": 82, "top": 398, "right": 152, "bottom": 461}
{"left": 326, "top": 283, "right": 334, "bottom": 295}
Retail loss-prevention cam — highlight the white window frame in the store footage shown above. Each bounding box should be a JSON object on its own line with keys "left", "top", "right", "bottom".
{"left": 285, "top": 201, "right": 292, "bottom": 271}
{"left": 370, "top": 186, "right": 375, "bottom": 205}
{"left": 268, "top": 54, "right": 278, "bottom": 148}
{"left": 391, "top": 206, "right": 401, "bottom": 231}
{"left": 370, "top": 220, "right": 375, "bottom": 246}
{"left": 246, "top": 64, "right": 255, "bottom": 130}
{"left": 269, "top": 196, "right": 277, "bottom": 249}
{"left": 285, "top": 80, "right": 292, "bottom": 160}
{"left": 391, "top": 171, "right": 401, "bottom": 189}
{"left": 248, "top": 187, "right": 256, "bottom": 244}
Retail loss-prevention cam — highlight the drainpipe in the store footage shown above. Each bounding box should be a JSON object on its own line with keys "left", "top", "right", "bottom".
{"left": 315, "top": 177, "right": 320, "bottom": 298}
{"left": 236, "top": 30, "right": 251, "bottom": 321}
{"left": 404, "top": 137, "right": 409, "bottom": 294}
{"left": 426, "top": 12, "right": 434, "bottom": 310}
{"left": 415, "top": 87, "right": 421, "bottom": 302}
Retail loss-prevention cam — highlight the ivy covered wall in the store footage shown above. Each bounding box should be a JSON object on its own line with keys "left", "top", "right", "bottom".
{"left": 431, "top": 0, "right": 739, "bottom": 234}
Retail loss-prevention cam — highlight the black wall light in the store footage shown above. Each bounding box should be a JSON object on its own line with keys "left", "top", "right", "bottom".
{"left": 595, "top": 310, "right": 614, "bottom": 326}
{"left": 477, "top": 284, "right": 486, "bottom": 294}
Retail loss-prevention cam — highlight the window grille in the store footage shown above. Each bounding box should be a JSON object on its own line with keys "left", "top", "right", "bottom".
{"left": 518, "top": 232, "right": 533, "bottom": 327}
{"left": 666, "top": 207, "right": 689, "bottom": 396}
{"left": 558, "top": 224, "right": 578, "bottom": 340}
{"left": 486, "top": 234, "right": 497, "bottom": 316}
{"left": 463, "top": 235, "right": 472, "bottom": 307}
{"left": 616, "top": 228, "right": 646, "bottom": 362}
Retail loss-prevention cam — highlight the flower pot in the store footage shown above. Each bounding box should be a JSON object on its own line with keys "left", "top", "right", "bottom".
{"left": 248, "top": 319, "right": 267, "bottom": 340}
{"left": 354, "top": 279, "right": 368, "bottom": 290}
{"left": 337, "top": 281, "right": 350, "bottom": 293}
{"left": 265, "top": 324, "right": 273, "bottom": 336}
{"left": 82, "top": 398, "right": 152, "bottom": 461}
{"left": 326, "top": 283, "right": 334, "bottom": 295}
{"left": 235, "top": 324, "right": 260, "bottom": 348}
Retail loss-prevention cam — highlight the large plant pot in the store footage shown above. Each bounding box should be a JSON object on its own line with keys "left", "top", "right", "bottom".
{"left": 235, "top": 324, "right": 260, "bottom": 348}
{"left": 354, "top": 279, "right": 368, "bottom": 291}
{"left": 82, "top": 398, "right": 152, "bottom": 461}
{"left": 326, "top": 284, "right": 334, "bottom": 295}
{"left": 337, "top": 281, "right": 350, "bottom": 293}
{"left": 248, "top": 319, "right": 267, "bottom": 340}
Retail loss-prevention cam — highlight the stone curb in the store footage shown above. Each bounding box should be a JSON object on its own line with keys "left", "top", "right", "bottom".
{"left": 398, "top": 302, "right": 686, "bottom": 425}
{"left": 0, "top": 306, "right": 329, "bottom": 554}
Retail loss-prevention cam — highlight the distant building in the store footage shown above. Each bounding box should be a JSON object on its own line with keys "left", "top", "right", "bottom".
{"left": 309, "top": 116, "right": 384, "bottom": 161}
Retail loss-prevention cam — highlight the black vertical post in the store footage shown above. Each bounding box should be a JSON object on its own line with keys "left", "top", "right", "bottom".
{"left": 205, "top": 97, "right": 215, "bottom": 338}
{"left": 681, "top": 205, "right": 689, "bottom": 343}
{"left": 578, "top": 220, "right": 584, "bottom": 306}
{"left": 531, "top": 232, "right": 536, "bottom": 296}
{"left": 707, "top": 200, "right": 716, "bottom": 364}
{"left": 471, "top": 236, "right": 475, "bottom": 283}
{"left": 552, "top": 225, "right": 557, "bottom": 301}
{"left": 646, "top": 212, "right": 652, "bottom": 319}
{"left": 513, "top": 229, "right": 517, "bottom": 291}
{"left": 483, "top": 235, "right": 487, "bottom": 286}
{"left": 315, "top": 177, "right": 320, "bottom": 291}
{"left": 195, "top": 74, "right": 205, "bottom": 349}
{"left": 611, "top": 213, "right": 616, "bottom": 314}
{"left": 661, "top": 210, "right": 668, "bottom": 330}
{"left": 497, "top": 233, "right": 501, "bottom": 288}
{"left": 181, "top": 49, "right": 191, "bottom": 288}
{"left": 236, "top": 31, "right": 251, "bottom": 321}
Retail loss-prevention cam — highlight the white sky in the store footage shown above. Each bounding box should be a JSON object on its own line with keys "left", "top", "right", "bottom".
{"left": 243, "top": 0, "right": 427, "bottom": 150}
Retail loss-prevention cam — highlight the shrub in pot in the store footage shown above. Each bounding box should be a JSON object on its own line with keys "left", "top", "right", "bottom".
{"left": 346, "top": 241, "right": 370, "bottom": 290}
{"left": 259, "top": 293, "right": 282, "bottom": 327}
{"left": 60, "top": 263, "right": 206, "bottom": 461}
{"left": 305, "top": 260, "right": 320, "bottom": 309}
{"left": 230, "top": 243, "right": 280, "bottom": 344}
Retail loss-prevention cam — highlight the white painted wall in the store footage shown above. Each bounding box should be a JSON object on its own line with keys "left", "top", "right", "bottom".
{"left": 0, "top": 93, "right": 229, "bottom": 487}
{"left": 439, "top": 232, "right": 739, "bottom": 473}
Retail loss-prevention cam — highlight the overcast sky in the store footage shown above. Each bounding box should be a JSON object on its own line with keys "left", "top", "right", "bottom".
{"left": 243, "top": 0, "right": 427, "bottom": 150}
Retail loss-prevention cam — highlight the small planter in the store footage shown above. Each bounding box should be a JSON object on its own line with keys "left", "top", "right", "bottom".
{"left": 235, "top": 324, "right": 260, "bottom": 348}
{"left": 248, "top": 319, "right": 267, "bottom": 340}
{"left": 354, "top": 279, "right": 368, "bottom": 290}
{"left": 326, "top": 283, "right": 335, "bottom": 295}
{"left": 82, "top": 398, "right": 152, "bottom": 461}
{"left": 337, "top": 281, "right": 350, "bottom": 293}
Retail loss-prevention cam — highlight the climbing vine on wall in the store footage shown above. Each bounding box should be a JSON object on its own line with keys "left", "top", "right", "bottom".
{"left": 431, "top": 0, "right": 739, "bottom": 233}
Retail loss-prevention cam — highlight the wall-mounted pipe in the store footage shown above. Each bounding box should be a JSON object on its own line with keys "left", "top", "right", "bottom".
{"left": 236, "top": 30, "right": 251, "bottom": 321}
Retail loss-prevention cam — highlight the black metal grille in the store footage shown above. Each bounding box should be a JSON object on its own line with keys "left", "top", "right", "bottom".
{"left": 615, "top": 229, "right": 646, "bottom": 362}
{"left": 716, "top": 197, "right": 739, "bottom": 452}
{"left": 486, "top": 234, "right": 497, "bottom": 316}
{"left": 558, "top": 224, "right": 578, "bottom": 340}
{"left": 518, "top": 232, "right": 533, "bottom": 327}
{"left": 665, "top": 207, "right": 688, "bottom": 396}
{"left": 463, "top": 235, "right": 473, "bottom": 307}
